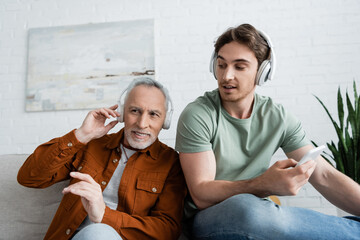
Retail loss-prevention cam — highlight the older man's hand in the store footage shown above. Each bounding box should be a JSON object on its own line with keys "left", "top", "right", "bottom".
{"left": 62, "top": 172, "right": 106, "bottom": 223}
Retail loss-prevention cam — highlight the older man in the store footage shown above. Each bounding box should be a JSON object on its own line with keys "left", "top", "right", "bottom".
{"left": 18, "top": 77, "right": 186, "bottom": 240}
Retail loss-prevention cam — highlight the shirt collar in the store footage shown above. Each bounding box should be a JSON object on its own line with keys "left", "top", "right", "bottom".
{"left": 105, "top": 128, "right": 160, "bottom": 160}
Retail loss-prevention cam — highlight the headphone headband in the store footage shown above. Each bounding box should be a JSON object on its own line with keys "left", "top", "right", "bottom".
{"left": 209, "top": 28, "right": 276, "bottom": 86}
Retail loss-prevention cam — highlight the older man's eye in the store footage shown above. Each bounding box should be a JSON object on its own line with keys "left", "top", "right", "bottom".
{"left": 150, "top": 112, "right": 160, "bottom": 118}
{"left": 130, "top": 109, "right": 140, "bottom": 114}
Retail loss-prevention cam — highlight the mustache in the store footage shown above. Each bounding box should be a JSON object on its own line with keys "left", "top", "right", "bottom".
{"left": 131, "top": 128, "right": 152, "bottom": 136}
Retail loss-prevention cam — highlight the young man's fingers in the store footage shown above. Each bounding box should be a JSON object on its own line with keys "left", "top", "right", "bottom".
{"left": 295, "top": 160, "right": 317, "bottom": 174}
{"left": 274, "top": 159, "right": 298, "bottom": 169}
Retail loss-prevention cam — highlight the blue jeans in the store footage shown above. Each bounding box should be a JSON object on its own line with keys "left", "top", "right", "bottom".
{"left": 191, "top": 194, "right": 360, "bottom": 240}
{"left": 72, "top": 223, "right": 122, "bottom": 240}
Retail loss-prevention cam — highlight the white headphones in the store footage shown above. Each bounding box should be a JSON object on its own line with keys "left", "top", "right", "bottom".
{"left": 117, "top": 78, "right": 174, "bottom": 130}
{"left": 209, "top": 29, "right": 276, "bottom": 86}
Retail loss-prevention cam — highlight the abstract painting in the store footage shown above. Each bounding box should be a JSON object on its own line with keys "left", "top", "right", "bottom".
{"left": 25, "top": 19, "right": 154, "bottom": 111}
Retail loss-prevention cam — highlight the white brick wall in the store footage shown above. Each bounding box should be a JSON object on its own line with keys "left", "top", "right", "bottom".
{"left": 1, "top": 0, "right": 360, "bottom": 216}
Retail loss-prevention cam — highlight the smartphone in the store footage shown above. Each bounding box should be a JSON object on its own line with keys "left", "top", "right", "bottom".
{"left": 296, "top": 145, "right": 325, "bottom": 167}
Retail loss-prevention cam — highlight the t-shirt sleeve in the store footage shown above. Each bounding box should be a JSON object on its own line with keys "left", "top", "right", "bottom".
{"left": 175, "top": 102, "right": 214, "bottom": 153}
{"left": 281, "top": 110, "right": 311, "bottom": 153}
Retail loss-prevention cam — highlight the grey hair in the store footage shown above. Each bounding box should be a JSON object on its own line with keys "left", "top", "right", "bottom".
{"left": 123, "top": 77, "right": 172, "bottom": 112}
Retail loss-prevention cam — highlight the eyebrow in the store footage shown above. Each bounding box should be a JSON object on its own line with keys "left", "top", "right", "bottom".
{"left": 217, "top": 55, "right": 251, "bottom": 64}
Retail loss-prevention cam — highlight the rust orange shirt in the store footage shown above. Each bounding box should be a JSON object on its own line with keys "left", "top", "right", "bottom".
{"left": 17, "top": 129, "right": 187, "bottom": 240}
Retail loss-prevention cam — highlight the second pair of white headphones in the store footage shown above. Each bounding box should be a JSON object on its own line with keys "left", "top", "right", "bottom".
{"left": 117, "top": 77, "right": 174, "bottom": 130}
{"left": 209, "top": 29, "right": 276, "bottom": 86}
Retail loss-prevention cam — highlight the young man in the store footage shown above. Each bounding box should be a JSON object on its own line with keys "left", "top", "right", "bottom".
{"left": 176, "top": 24, "right": 360, "bottom": 239}
{"left": 18, "top": 78, "right": 187, "bottom": 240}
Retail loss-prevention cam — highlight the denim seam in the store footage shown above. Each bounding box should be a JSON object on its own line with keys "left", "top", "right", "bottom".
{"left": 196, "top": 228, "right": 269, "bottom": 240}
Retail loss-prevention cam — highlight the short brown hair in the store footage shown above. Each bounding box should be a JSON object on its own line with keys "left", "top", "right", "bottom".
{"left": 214, "top": 24, "right": 270, "bottom": 68}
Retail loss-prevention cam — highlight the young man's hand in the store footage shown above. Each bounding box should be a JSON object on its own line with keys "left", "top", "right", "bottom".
{"left": 252, "top": 159, "right": 317, "bottom": 197}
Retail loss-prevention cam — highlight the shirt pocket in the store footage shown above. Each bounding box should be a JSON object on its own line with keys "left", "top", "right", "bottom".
{"left": 133, "top": 177, "right": 165, "bottom": 215}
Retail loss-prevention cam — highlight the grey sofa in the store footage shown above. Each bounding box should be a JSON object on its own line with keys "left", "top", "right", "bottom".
{"left": 0, "top": 154, "right": 188, "bottom": 240}
{"left": 1, "top": 154, "right": 68, "bottom": 240}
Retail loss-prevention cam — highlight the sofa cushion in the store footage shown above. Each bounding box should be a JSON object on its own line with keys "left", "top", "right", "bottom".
{"left": 0, "top": 154, "right": 189, "bottom": 240}
{"left": 0, "top": 154, "right": 68, "bottom": 240}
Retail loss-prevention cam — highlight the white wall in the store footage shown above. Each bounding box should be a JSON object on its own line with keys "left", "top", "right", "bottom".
{"left": 1, "top": 0, "right": 360, "bottom": 216}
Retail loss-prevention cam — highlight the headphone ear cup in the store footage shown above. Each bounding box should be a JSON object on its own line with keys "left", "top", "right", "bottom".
{"left": 209, "top": 51, "right": 218, "bottom": 80}
{"left": 117, "top": 87, "right": 129, "bottom": 123}
{"left": 117, "top": 103, "right": 124, "bottom": 123}
{"left": 256, "top": 60, "right": 271, "bottom": 86}
{"left": 162, "top": 109, "right": 173, "bottom": 129}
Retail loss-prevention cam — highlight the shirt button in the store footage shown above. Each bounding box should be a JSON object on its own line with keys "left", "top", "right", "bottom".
{"left": 152, "top": 187, "right": 157, "bottom": 193}
{"left": 65, "top": 228, "right": 71, "bottom": 235}
{"left": 101, "top": 181, "right": 107, "bottom": 186}
{"left": 112, "top": 159, "right": 118, "bottom": 163}
{"left": 77, "top": 166, "right": 83, "bottom": 171}
{"left": 67, "top": 142, "right": 73, "bottom": 147}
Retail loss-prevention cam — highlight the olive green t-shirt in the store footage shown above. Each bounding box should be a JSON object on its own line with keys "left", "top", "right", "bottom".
{"left": 175, "top": 89, "right": 310, "bottom": 218}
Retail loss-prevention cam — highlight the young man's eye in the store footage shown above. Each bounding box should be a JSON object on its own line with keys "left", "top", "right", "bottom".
{"left": 235, "top": 66, "right": 245, "bottom": 70}
{"left": 217, "top": 62, "right": 226, "bottom": 69}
